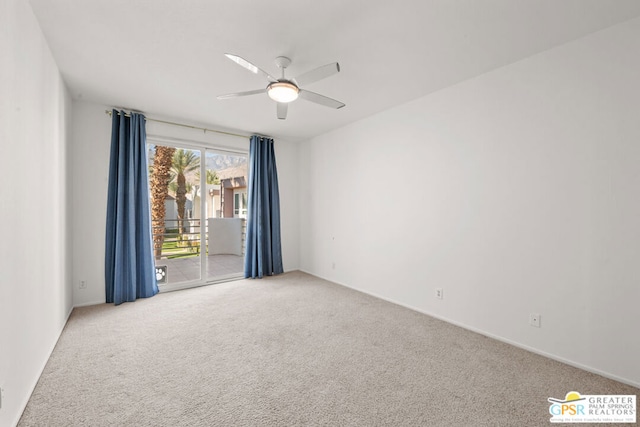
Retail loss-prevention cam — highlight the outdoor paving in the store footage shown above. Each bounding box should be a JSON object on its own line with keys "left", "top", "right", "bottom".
{"left": 156, "top": 254, "right": 244, "bottom": 284}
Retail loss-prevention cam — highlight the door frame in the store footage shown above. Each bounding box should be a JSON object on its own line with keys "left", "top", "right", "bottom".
{"left": 147, "top": 135, "right": 248, "bottom": 292}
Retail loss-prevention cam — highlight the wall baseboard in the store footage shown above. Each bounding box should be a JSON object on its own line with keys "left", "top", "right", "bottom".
{"left": 298, "top": 269, "right": 640, "bottom": 390}
{"left": 73, "top": 299, "right": 106, "bottom": 308}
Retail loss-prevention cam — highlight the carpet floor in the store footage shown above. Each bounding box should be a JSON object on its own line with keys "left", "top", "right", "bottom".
{"left": 18, "top": 271, "right": 638, "bottom": 426}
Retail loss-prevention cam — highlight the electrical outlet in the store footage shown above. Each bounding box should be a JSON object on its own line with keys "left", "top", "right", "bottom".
{"left": 332, "top": 262, "right": 335, "bottom": 270}
{"left": 79, "top": 280, "right": 87, "bottom": 289}
{"left": 435, "top": 288, "right": 444, "bottom": 299}
{"left": 530, "top": 313, "right": 541, "bottom": 328}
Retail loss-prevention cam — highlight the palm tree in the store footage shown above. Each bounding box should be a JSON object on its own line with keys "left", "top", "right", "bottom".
{"left": 195, "top": 169, "right": 221, "bottom": 185}
{"left": 149, "top": 145, "right": 175, "bottom": 259}
{"left": 206, "top": 169, "right": 220, "bottom": 185}
{"left": 171, "top": 149, "right": 200, "bottom": 233}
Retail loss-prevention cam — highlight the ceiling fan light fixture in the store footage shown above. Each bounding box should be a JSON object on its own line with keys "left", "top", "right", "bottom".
{"left": 267, "top": 82, "right": 299, "bottom": 103}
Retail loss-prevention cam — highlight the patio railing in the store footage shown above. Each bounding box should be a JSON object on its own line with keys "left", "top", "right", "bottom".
{"left": 152, "top": 218, "right": 246, "bottom": 260}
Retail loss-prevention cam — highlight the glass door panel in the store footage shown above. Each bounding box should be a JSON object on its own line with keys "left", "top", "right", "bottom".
{"left": 204, "top": 150, "right": 248, "bottom": 281}
{"left": 148, "top": 144, "right": 202, "bottom": 288}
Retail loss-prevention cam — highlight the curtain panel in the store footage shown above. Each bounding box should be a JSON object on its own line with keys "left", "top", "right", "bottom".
{"left": 105, "top": 110, "right": 158, "bottom": 304}
{"left": 244, "top": 135, "right": 284, "bottom": 278}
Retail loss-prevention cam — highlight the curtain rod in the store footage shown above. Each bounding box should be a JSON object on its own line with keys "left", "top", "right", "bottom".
{"left": 104, "top": 109, "right": 270, "bottom": 140}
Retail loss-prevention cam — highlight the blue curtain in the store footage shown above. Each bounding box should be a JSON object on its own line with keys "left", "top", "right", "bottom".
{"left": 244, "top": 135, "right": 284, "bottom": 278}
{"left": 105, "top": 110, "right": 158, "bottom": 305}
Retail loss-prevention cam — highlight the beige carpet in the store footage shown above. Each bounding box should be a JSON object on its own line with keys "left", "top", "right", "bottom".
{"left": 19, "top": 271, "right": 638, "bottom": 426}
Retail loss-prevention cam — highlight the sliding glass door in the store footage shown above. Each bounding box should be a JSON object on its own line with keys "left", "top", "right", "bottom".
{"left": 202, "top": 149, "right": 248, "bottom": 282}
{"left": 147, "top": 139, "right": 247, "bottom": 291}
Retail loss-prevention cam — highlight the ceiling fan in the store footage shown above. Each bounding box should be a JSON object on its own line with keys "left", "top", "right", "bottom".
{"left": 217, "top": 54, "right": 345, "bottom": 120}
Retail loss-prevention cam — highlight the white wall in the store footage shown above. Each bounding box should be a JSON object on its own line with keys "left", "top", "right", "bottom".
{"left": 299, "top": 17, "right": 640, "bottom": 387}
{"left": 70, "top": 101, "right": 112, "bottom": 306}
{"left": 72, "top": 102, "right": 299, "bottom": 306}
{"left": 274, "top": 137, "right": 300, "bottom": 272}
{"left": 0, "top": 1, "right": 73, "bottom": 425}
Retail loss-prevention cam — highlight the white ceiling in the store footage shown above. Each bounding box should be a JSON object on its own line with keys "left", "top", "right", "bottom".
{"left": 29, "top": 0, "right": 640, "bottom": 142}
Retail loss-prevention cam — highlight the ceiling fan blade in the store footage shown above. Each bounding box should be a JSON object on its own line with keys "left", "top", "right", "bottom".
{"left": 293, "top": 62, "right": 340, "bottom": 86}
{"left": 224, "top": 53, "right": 278, "bottom": 83}
{"left": 299, "top": 90, "right": 345, "bottom": 109}
{"left": 217, "top": 88, "right": 266, "bottom": 100}
{"left": 277, "top": 102, "right": 288, "bottom": 120}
